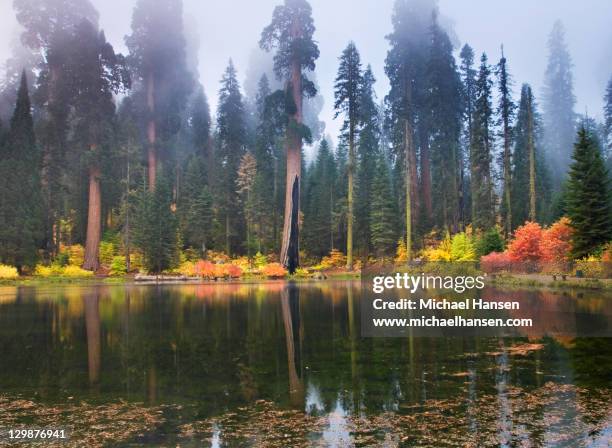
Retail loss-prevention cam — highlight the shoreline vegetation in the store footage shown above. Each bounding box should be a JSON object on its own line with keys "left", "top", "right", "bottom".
{"left": 2, "top": 271, "right": 610, "bottom": 292}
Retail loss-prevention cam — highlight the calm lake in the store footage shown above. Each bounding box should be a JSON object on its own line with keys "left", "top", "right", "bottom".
{"left": 0, "top": 281, "right": 610, "bottom": 447}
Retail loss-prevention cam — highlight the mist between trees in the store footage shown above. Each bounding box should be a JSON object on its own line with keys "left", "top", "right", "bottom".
{"left": 0, "top": 0, "right": 610, "bottom": 275}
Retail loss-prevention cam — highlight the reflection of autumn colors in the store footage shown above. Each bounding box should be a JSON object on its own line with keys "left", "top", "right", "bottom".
{"left": 0, "top": 282, "right": 609, "bottom": 446}
{"left": 484, "top": 287, "right": 612, "bottom": 338}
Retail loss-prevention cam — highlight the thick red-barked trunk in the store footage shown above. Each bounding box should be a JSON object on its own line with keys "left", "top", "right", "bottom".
{"left": 147, "top": 72, "right": 157, "bottom": 190}
{"left": 279, "top": 58, "right": 303, "bottom": 273}
{"left": 83, "top": 151, "right": 102, "bottom": 271}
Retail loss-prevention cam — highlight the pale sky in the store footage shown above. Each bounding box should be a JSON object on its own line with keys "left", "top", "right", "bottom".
{"left": 1, "top": 0, "right": 611, "bottom": 149}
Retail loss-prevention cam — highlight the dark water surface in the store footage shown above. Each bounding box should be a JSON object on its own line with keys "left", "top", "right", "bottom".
{"left": 0, "top": 281, "right": 610, "bottom": 447}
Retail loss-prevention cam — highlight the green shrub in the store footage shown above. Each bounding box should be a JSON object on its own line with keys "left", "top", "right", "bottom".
{"left": 99, "top": 241, "right": 116, "bottom": 266}
{"left": 450, "top": 232, "right": 476, "bottom": 261}
{"left": 110, "top": 256, "right": 127, "bottom": 276}
{"left": 476, "top": 227, "right": 505, "bottom": 256}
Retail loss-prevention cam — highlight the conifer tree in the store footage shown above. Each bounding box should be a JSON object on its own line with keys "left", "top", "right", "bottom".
{"left": 470, "top": 53, "right": 495, "bottom": 229}
{"left": 425, "top": 13, "right": 462, "bottom": 232}
{"left": 604, "top": 76, "right": 612, "bottom": 161}
{"left": 384, "top": 0, "right": 435, "bottom": 260}
{"left": 302, "top": 139, "right": 336, "bottom": 257}
{"left": 542, "top": 20, "right": 576, "bottom": 188}
{"left": 180, "top": 154, "right": 214, "bottom": 255}
{"left": 70, "top": 20, "right": 129, "bottom": 270}
{"left": 133, "top": 172, "right": 178, "bottom": 273}
{"left": 459, "top": 44, "right": 477, "bottom": 226}
{"left": 355, "top": 66, "right": 380, "bottom": 260}
{"left": 215, "top": 60, "right": 247, "bottom": 255}
{"left": 496, "top": 46, "right": 516, "bottom": 236}
{"left": 370, "top": 154, "right": 398, "bottom": 257}
{"left": 511, "top": 84, "right": 551, "bottom": 227}
{"left": 260, "top": 0, "right": 320, "bottom": 272}
{"left": 334, "top": 42, "right": 362, "bottom": 270}
{"left": 566, "top": 127, "right": 612, "bottom": 259}
{"left": 190, "top": 86, "right": 212, "bottom": 165}
{"left": 126, "top": 0, "right": 193, "bottom": 190}
{"left": 0, "top": 72, "right": 43, "bottom": 270}
{"left": 253, "top": 74, "right": 281, "bottom": 252}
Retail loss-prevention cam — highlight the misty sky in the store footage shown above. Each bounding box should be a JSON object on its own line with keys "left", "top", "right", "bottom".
{"left": 1, "top": 0, "right": 611, "bottom": 150}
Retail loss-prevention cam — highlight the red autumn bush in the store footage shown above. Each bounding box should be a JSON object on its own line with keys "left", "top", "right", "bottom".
{"left": 540, "top": 217, "right": 573, "bottom": 264}
{"left": 261, "top": 262, "right": 288, "bottom": 278}
{"left": 507, "top": 221, "right": 542, "bottom": 263}
{"left": 226, "top": 264, "right": 243, "bottom": 278}
{"left": 194, "top": 260, "right": 216, "bottom": 278}
{"left": 480, "top": 251, "right": 513, "bottom": 273}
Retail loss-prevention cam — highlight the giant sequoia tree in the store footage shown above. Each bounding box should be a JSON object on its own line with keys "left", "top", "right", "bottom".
{"left": 14, "top": 0, "right": 99, "bottom": 256}
{"left": 260, "top": 0, "right": 319, "bottom": 272}
{"left": 70, "top": 20, "right": 129, "bottom": 270}
{"left": 334, "top": 42, "right": 362, "bottom": 270}
{"left": 125, "top": 0, "right": 192, "bottom": 190}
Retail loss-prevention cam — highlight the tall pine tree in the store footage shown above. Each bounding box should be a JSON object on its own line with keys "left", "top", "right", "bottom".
{"left": 334, "top": 42, "right": 362, "bottom": 270}
{"left": 470, "top": 53, "right": 495, "bottom": 229}
{"left": 215, "top": 60, "right": 247, "bottom": 255}
{"left": 496, "top": 46, "right": 516, "bottom": 236}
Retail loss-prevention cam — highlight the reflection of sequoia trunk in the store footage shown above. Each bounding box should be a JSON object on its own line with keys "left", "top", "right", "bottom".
{"left": 83, "top": 150, "right": 101, "bottom": 271}
{"left": 84, "top": 291, "right": 100, "bottom": 385}
{"left": 280, "top": 57, "right": 303, "bottom": 273}
{"left": 281, "top": 284, "right": 303, "bottom": 408}
{"left": 147, "top": 72, "right": 157, "bottom": 190}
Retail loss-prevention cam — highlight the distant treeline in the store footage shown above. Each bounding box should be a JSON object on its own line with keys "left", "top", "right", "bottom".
{"left": 0, "top": 0, "right": 611, "bottom": 273}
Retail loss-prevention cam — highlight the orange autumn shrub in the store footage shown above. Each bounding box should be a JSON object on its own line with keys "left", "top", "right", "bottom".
{"left": 211, "top": 264, "right": 243, "bottom": 279}
{"left": 540, "top": 217, "right": 573, "bottom": 263}
{"left": 262, "top": 262, "right": 288, "bottom": 278}
{"left": 320, "top": 249, "right": 346, "bottom": 269}
{"left": 507, "top": 221, "right": 542, "bottom": 263}
{"left": 480, "top": 251, "right": 512, "bottom": 273}
{"left": 194, "top": 260, "right": 216, "bottom": 278}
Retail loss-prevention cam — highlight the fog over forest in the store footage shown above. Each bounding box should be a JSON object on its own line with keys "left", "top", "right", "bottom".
{"left": 1, "top": 0, "right": 611, "bottom": 152}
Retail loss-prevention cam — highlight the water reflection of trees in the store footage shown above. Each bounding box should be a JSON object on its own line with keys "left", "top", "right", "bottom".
{"left": 0, "top": 282, "right": 610, "bottom": 445}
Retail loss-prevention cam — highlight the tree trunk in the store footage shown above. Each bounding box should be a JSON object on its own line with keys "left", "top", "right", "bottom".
{"left": 147, "top": 72, "right": 157, "bottom": 190}
{"left": 420, "top": 126, "right": 432, "bottom": 221}
{"left": 404, "top": 119, "right": 414, "bottom": 261}
{"left": 279, "top": 58, "right": 302, "bottom": 273}
{"left": 528, "top": 91, "right": 537, "bottom": 221}
{"left": 346, "top": 121, "right": 354, "bottom": 270}
{"left": 83, "top": 153, "right": 102, "bottom": 271}
{"left": 503, "top": 109, "right": 512, "bottom": 237}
